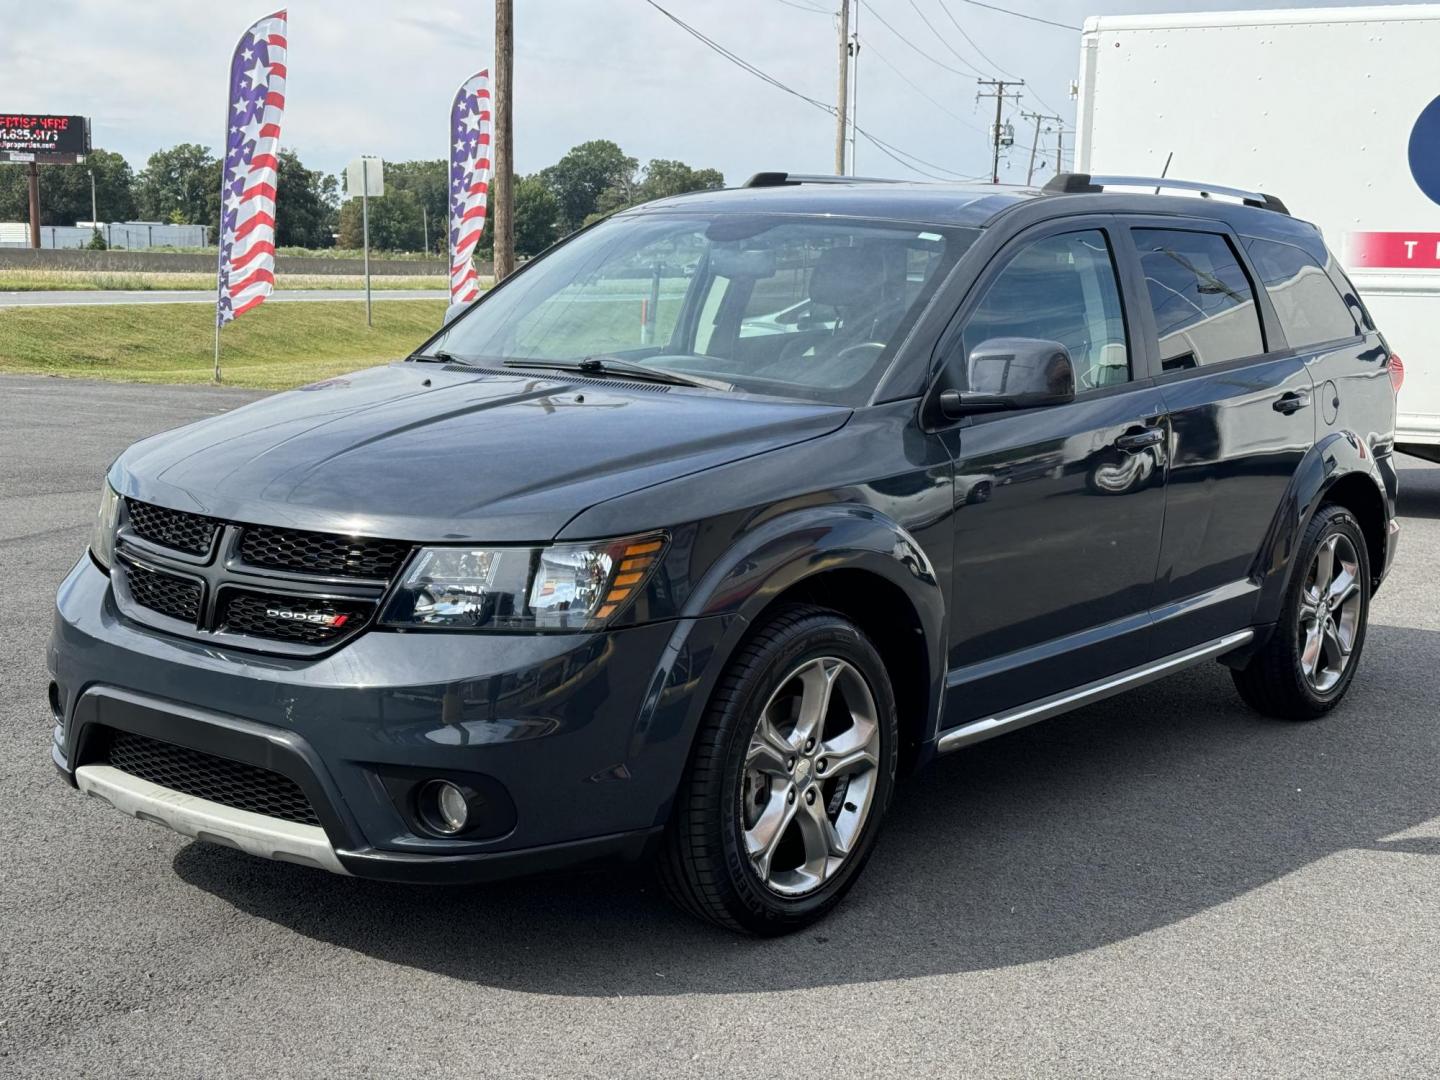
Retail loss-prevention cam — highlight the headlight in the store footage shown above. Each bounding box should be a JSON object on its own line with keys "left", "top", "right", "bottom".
{"left": 380, "top": 533, "right": 666, "bottom": 631}
{"left": 90, "top": 483, "right": 121, "bottom": 570}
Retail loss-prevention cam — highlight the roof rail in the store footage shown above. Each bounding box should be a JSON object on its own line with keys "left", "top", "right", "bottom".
{"left": 1042, "top": 172, "right": 1289, "bottom": 214}
{"left": 743, "top": 171, "right": 903, "bottom": 188}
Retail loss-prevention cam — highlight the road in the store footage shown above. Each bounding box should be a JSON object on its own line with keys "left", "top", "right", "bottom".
{"left": 2, "top": 374, "right": 1438, "bottom": 1078}
{"left": 0, "top": 288, "right": 447, "bottom": 308}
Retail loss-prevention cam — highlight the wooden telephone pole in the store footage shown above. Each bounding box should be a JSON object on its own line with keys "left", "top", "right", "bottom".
{"left": 26, "top": 163, "right": 40, "bottom": 248}
{"left": 1021, "top": 110, "right": 1064, "bottom": 184}
{"left": 492, "top": 0, "right": 515, "bottom": 281}
{"left": 976, "top": 79, "right": 1023, "bottom": 184}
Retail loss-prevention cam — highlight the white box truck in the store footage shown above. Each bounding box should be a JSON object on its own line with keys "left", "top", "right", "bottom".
{"left": 1076, "top": 4, "right": 1440, "bottom": 461}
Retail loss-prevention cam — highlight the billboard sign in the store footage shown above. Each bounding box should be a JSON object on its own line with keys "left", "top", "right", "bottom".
{"left": 0, "top": 114, "right": 91, "bottom": 164}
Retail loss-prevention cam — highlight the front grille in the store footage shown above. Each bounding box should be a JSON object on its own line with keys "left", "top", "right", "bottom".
{"left": 106, "top": 729, "right": 321, "bottom": 827}
{"left": 124, "top": 563, "right": 203, "bottom": 623}
{"left": 218, "top": 591, "right": 373, "bottom": 645}
{"left": 125, "top": 499, "right": 218, "bottom": 555}
{"left": 238, "top": 524, "right": 411, "bottom": 580}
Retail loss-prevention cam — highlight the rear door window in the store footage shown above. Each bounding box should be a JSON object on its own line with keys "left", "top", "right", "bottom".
{"left": 1242, "top": 236, "right": 1360, "bottom": 348}
{"left": 1133, "top": 228, "right": 1265, "bottom": 371}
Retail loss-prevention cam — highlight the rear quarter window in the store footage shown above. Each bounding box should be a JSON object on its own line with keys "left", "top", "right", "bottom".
{"left": 1242, "top": 236, "right": 1360, "bottom": 349}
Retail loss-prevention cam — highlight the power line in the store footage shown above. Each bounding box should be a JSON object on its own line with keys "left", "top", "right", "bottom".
{"left": 645, "top": 0, "right": 833, "bottom": 113}
{"left": 933, "top": 0, "right": 1019, "bottom": 79}
{"left": 864, "top": 3, "right": 977, "bottom": 77}
{"left": 934, "top": 0, "right": 1069, "bottom": 112}
{"left": 904, "top": 0, "right": 987, "bottom": 77}
{"left": 644, "top": 0, "right": 979, "bottom": 182}
{"left": 862, "top": 37, "right": 985, "bottom": 134}
{"left": 773, "top": 0, "right": 829, "bottom": 14}
{"left": 951, "top": 0, "right": 1081, "bottom": 32}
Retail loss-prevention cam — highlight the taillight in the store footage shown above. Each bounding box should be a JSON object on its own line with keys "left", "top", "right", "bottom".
{"left": 1389, "top": 353, "right": 1405, "bottom": 394}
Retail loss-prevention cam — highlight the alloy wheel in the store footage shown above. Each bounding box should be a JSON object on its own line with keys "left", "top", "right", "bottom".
{"left": 740, "top": 656, "right": 881, "bottom": 897}
{"left": 1298, "top": 532, "right": 1363, "bottom": 693}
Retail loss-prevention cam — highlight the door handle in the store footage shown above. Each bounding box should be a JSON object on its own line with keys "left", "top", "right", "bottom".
{"left": 1114, "top": 427, "right": 1165, "bottom": 453}
{"left": 1273, "top": 390, "right": 1311, "bottom": 415}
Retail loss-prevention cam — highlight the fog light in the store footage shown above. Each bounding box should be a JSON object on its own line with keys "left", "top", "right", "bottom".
{"left": 421, "top": 780, "right": 471, "bottom": 835}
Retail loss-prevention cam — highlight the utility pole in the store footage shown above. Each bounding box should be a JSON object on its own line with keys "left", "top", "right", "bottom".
{"left": 26, "top": 162, "right": 40, "bottom": 249}
{"left": 1021, "top": 111, "right": 1063, "bottom": 184}
{"left": 976, "top": 80, "right": 1023, "bottom": 184}
{"left": 848, "top": 2, "right": 861, "bottom": 174}
{"left": 88, "top": 169, "right": 98, "bottom": 229}
{"left": 421, "top": 204, "right": 428, "bottom": 255}
{"left": 834, "top": 0, "right": 849, "bottom": 176}
{"left": 492, "top": 0, "right": 515, "bottom": 282}
{"left": 1056, "top": 126, "right": 1066, "bottom": 174}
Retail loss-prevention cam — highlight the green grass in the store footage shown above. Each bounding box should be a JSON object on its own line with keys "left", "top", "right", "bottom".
{"left": 0, "top": 299, "right": 447, "bottom": 389}
{"left": 0, "top": 269, "right": 451, "bottom": 292}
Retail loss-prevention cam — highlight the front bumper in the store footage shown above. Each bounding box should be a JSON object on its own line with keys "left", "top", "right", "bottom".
{"left": 50, "top": 556, "right": 735, "bottom": 882}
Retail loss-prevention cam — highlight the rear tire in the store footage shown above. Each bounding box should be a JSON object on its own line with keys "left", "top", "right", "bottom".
{"left": 658, "top": 604, "right": 898, "bottom": 935}
{"left": 1232, "top": 505, "right": 1371, "bottom": 720}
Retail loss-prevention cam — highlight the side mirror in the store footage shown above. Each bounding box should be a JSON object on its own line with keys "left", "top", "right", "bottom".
{"left": 940, "top": 337, "right": 1077, "bottom": 419}
{"left": 443, "top": 300, "right": 472, "bottom": 326}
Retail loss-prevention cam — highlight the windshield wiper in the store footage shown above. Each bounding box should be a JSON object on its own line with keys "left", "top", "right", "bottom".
{"left": 409, "top": 349, "right": 468, "bottom": 365}
{"left": 502, "top": 356, "right": 731, "bottom": 391}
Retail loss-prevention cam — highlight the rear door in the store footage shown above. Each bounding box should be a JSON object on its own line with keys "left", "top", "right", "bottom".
{"left": 1126, "top": 219, "right": 1316, "bottom": 652}
{"left": 1238, "top": 229, "right": 1392, "bottom": 453}
{"left": 937, "top": 217, "right": 1171, "bottom": 724}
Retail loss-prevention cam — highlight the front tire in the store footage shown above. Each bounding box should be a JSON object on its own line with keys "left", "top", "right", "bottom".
{"left": 659, "top": 605, "right": 898, "bottom": 935}
{"left": 1232, "top": 505, "right": 1371, "bottom": 720}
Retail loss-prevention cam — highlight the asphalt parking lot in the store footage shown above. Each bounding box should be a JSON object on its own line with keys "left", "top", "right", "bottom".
{"left": 2, "top": 372, "right": 1438, "bottom": 1079}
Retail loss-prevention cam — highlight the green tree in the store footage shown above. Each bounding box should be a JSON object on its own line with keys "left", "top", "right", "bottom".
{"left": 637, "top": 159, "right": 724, "bottom": 202}
{"left": 0, "top": 148, "right": 137, "bottom": 226}
{"left": 336, "top": 159, "right": 448, "bottom": 253}
{"left": 541, "top": 140, "right": 637, "bottom": 233}
{"left": 586, "top": 156, "right": 725, "bottom": 227}
{"left": 134, "top": 142, "right": 219, "bottom": 227}
{"left": 337, "top": 187, "right": 424, "bottom": 251}
{"left": 384, "top": 159, "right": 447, "bottom": 254}
{"left": 273, "top": 150, "right": 338, "bottom": 248}
{"left": 513, "top": 174, "right": 560, "bottom": 257}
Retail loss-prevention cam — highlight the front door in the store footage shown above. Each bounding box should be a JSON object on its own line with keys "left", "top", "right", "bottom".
{"left": 938, "top": 221, "right": 1170, "bottom": 725}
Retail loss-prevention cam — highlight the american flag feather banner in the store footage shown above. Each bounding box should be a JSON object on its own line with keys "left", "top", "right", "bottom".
{"left": 449, "top": 70, "right": 493, "bottom": 304}
{"left": 216, "top": 10, "right": 288, "bottom": 327}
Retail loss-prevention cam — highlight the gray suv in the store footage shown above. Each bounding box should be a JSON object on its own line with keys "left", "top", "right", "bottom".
{"left": 50, "top": 172, "right": 1400, "bottom": 934}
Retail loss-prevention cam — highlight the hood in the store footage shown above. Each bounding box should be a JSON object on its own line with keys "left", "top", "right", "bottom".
{"left": 113, "top": 363, "right": 850, "bottom": 542}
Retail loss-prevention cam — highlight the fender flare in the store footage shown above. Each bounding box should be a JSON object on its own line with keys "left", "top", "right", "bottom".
{"left": 629, "top": 504, "right": 949, "bottom": 789}
{"left": 1252, "top": 429, "right": 1389, "bottom": 626}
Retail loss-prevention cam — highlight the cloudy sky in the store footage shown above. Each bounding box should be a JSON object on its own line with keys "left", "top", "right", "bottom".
{"left": 0, "top": 0, "right": 1401, "bottom": 185}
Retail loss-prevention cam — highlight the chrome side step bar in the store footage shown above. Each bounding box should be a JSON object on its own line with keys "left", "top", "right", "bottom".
{"left": 936, "top": 630, "right": 1255, "bottom": 754}
{"left": 75, "top": 764, "right": 348, "bottom": 874}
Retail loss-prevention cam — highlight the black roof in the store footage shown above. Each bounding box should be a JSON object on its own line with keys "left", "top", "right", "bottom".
{"left": 618, "top": 174, "right": 1313, "bottom": 238}
{"left": 623, "top": 181, "right": 1035, "bottom": 229}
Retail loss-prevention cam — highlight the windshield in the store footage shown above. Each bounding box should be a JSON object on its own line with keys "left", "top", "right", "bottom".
{"left": 428, "top": 212, "right": 978, "bottom": 405}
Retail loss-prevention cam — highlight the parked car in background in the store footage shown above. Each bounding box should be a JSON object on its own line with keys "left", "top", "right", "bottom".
{"left": 52, "top": 172, "right": 1400, "bottom": 934}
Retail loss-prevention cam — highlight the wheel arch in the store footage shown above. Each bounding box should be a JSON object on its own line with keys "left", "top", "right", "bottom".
{"left": 1253, "top": 431, "right": 1392, "bottom": 626}
{"left": 670, "top": 505, "right": 947, "bottom": 775}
